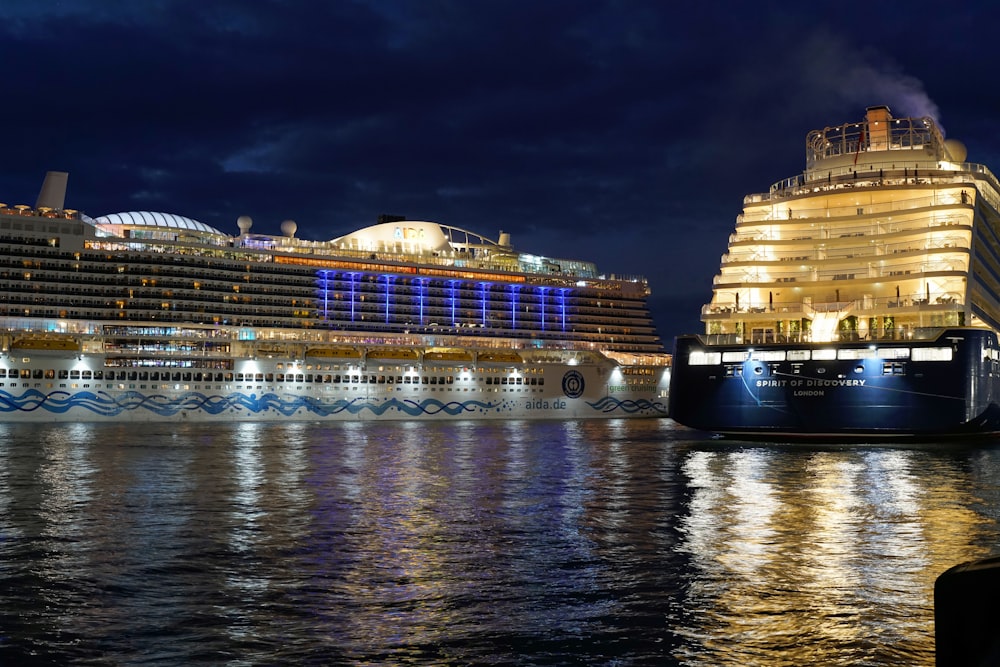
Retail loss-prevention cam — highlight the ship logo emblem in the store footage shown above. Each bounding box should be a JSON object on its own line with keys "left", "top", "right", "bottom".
{"left": 562, "top": 370, "right": 585, "bottom": 399}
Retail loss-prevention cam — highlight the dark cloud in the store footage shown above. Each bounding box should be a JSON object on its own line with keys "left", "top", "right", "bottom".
{"left": 1, "top": 0, "right": 997, "bottom": 343}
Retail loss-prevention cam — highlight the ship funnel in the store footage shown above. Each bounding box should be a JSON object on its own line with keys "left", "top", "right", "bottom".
{"left": 35, "top": 171, "right": 68, "bottom": 210}
{"left": 498, "top": 231, "right": 511, "bottom": 247}
{"left": 865, "top": 105, "right": 892, "bottom": 152}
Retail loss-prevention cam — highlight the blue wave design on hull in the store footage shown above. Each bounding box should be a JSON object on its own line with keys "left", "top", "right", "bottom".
{"left": 0, "top": 389, "right": 504, "bottom": 418}
{"left": 587, "top": 396, "right": 669, "bottom": 415}
{"left": 0, "top": 389, "right": 666, "bottom": 419}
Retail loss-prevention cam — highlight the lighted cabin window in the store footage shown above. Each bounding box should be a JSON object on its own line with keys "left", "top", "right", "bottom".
{"left": 878, "top": 348, "right": 910, "bottom": 360}
{"left": 721, "top": 351, "right": 748, "bottom": 363}
{"left": 912, "top": 347, "right": 953, "bottom": 362}
{"left": 812, "top": 349, "right": 837, "bottom": 360}
{"left": 689, "top": 351, "right": 722, "bottom": 365}
{"left": 787, "top": 350, "right": 810, "bottom": 361}
{"left": 751, "top": 350, "right": 786, "bottom": 361}
{"left": 837, "top": 349, "right": 879, "bottom": 360}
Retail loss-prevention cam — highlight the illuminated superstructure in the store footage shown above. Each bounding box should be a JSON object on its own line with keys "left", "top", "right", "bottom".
{"left": 0, "top": 174, "right": 669, "bottom": 422}
{"left": 670, "top": 106, "right": 1000, "bottom": 438}
{"left": 703, "top": 105, "right": 993, "bottom": 344}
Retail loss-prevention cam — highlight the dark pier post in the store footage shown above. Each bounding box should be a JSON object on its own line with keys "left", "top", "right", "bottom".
{"left": 935, "top": 556, "right": 1000, "bottom": 666}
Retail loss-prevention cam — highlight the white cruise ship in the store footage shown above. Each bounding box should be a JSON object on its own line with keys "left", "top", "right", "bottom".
{"left": 0, "top": 173, "right": 670, "bottom": 422}
{"left": 670, "top": 105, "right": 1000, "bottom": 438}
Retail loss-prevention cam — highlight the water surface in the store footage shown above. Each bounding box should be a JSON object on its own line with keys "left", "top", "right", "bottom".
{"left": 1, "top": 419, "right": 998, "bottom": 665}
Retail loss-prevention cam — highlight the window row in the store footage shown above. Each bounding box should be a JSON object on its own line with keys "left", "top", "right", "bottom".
{"left": 0, "top": 367, "right": 545, "bottom": 386}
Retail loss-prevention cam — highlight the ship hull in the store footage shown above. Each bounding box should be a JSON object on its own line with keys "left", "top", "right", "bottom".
{"left": 669, "top": 328, "right": 1000, "bottom": 438}
{"left": 0, "top": 354, "right": 669, "bottom": 422}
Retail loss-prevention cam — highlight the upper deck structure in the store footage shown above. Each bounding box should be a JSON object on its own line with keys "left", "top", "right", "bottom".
{"left": 702, "top": 105, "right": 1000, "bottom": 345}
{"left": 0, "top": 175, "right": 663, "bottom": 359}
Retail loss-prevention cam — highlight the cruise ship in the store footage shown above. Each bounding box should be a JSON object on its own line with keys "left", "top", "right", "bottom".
{"left": 669, "top": 105, "right": 1000, "bottom": 438}
{"left": 0, "top": 173, "right": 670, "bottom": 422}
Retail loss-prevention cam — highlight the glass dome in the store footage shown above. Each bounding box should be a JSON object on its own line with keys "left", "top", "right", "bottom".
{"left": 93, "top": 211, "right": 228, "bottom": 238}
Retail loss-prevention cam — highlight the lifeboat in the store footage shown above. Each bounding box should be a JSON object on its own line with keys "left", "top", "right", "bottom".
{"left": 423, "top": 349, "right": 475, "bottom": 362}
{"left": 305, "top": 346, "right": 362, "bottom": 359}
{"left": 365, "top": 347, "right": 420, "bottom": 361}
{"left": 477, "top": 350, "right": 523, "bottom": 364}
{"left": 11, "top": 336, "right": 80, "bottom": 353}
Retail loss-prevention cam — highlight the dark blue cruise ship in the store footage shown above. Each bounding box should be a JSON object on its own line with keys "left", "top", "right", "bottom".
{"left": 670, "top": 106, "right": 1000, "bottom": 438}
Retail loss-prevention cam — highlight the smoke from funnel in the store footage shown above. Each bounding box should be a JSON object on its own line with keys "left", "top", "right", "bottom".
{"left": 797, "top": 33, "right": 943, "bottom": 133}
{"left": 845, "top": 64, "right": 941, "bottom": 130}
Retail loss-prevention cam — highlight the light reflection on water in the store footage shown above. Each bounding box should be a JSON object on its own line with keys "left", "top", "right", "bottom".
{"left": 675, "top": 444, "right": 996, "bottom": 666}
{"left": 0, "top": 420, "right": 998, "bottom": 665}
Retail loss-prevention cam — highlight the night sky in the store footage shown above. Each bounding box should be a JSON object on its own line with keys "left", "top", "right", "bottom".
{"left": 3, "top": 1, "right": 998, "bottom": 345}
